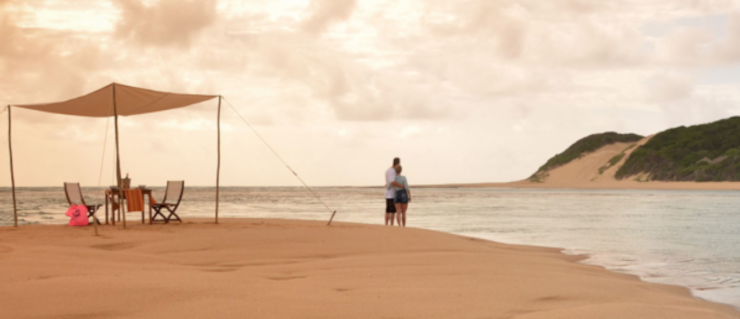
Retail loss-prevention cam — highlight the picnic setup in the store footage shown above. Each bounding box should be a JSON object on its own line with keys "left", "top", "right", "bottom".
{"left": 6, "top": 83, "right": 221, "bottom": 228}
{"left": 5, "top": 83, "right": 338, "bottom": 230}
{"left": 63, "top": 180, "right": 184, "bottom": 226}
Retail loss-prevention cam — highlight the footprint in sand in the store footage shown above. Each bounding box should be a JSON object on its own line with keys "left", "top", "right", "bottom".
{"left": 267, "top": 275, "right": 307, "bottom": 281}
{"left": 535, "top": 295, "right": 568, "bottom": 302}
{"left": 200, "top": 267, "right": 240, "bottom": 273}
{"left": 91, "top": 242, "right": 138, "bottom": 251}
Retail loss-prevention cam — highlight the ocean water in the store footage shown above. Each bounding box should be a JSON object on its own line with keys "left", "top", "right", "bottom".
{"left": 2, "top": 187, "right": 740, "bottom": 309}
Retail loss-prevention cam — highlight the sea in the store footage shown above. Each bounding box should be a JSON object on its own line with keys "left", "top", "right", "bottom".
{"left": 2, "top": 186, "right": 740, "bottom": 309}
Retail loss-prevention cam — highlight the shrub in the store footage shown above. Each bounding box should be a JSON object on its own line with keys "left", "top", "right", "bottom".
{"left": 616, "top": 116, "right": 740, "bottom": 181}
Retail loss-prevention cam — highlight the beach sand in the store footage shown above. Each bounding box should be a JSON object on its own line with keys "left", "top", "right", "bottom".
{"left": 0, "top": 218, "right": 737, "bottom": 318}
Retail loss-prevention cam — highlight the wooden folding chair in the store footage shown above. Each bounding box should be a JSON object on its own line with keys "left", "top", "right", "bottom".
{"left": 151, "top": 181, "right": 184, "bottom": 223}
{"left": 104, "top": 189, "right": 120, "bottom": 225}
{"left": 64, "top": 182, "right": 102, "bottom": 225}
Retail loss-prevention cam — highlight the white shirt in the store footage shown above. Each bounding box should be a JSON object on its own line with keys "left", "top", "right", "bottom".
{"left": 385, "top": 167, "right": 397, "bottom": 199}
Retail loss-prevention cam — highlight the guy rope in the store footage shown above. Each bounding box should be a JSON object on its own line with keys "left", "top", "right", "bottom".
{"left": 221, "top": 97, "right": 338, "bottom": 225}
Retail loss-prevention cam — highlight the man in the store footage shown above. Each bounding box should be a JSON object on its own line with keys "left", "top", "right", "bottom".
{"left": 385, "top": 157, "right": 404, "bottom": 226}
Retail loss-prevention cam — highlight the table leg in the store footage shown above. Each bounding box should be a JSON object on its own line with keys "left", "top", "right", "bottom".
{"left": 105, "top": 196, "right": 109, "bottom": 225}
{"left": 148, "top": 193, "right": 153, "bottom": 225}
{"left": 118, "top": 194, "right": 123, "bottom": 222}
{"left": 111, "top": 194, "right": 115, "bottom": 226}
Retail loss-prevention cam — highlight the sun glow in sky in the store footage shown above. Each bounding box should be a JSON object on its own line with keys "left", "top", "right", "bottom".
{"left": 2, "top": 0, "right": 740, "bottom": 187}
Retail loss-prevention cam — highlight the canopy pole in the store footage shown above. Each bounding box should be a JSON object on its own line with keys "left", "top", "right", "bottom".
{"left": 215, "top": 96, "right": 221, "bottom": 224}
{"left": 112, "top": 84, "right": 126, "bottom": 229}
{"left": 8, "top": 105, "right": 17, "bottom": 227}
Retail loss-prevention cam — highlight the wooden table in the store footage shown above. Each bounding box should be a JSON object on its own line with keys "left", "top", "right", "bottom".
{"left": 106, "top": 188, "right": 153, "bottom": 225}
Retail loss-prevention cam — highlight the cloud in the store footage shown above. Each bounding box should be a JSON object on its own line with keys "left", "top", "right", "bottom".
{"left": 715, "top": 12, "right": 740, "bottom": 62}
{"left": 421, "top": 1, "right": 531, "bottom": 60}
{"left": 7, "top": 0, "right": 740, "bottom": 187}
{"left": 654, "top": 26, "right": 713, "bottom": 66}
{"left": 0, "top": 1, "right": 107, "bottom": 110}
{"left": 228, "top": 15, "right": 450, "bottom": 122}
{"left": 301, "top": 0, "right": 357, "bottom": 34}
{"left": 113, "top": 0, "right": 217, "bottom": 48}
{"left": 644, "top": 72, "right": 738, "bottom": 127}
{"left": 646, "top": 73, "right": 694, "bottom": 103}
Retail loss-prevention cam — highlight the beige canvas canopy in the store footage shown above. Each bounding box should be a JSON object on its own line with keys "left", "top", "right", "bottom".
{"left": 14, "top": 83, "right": 218, "bottom": 117}
{"left": 6, "top": 83, "right": 223, "bottom": 227}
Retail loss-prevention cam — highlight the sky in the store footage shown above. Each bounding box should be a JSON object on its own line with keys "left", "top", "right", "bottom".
{"left": 1, "top": 0, "right": 740, "bottom": 187}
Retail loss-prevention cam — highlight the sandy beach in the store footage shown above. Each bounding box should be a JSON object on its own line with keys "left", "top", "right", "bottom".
{"left": 0, "top": 218, "right": 737, "bottom": 318}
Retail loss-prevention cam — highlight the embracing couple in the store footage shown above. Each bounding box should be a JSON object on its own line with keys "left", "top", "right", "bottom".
{"left": 385, "top": 157, "right": 410, "bottom": 227}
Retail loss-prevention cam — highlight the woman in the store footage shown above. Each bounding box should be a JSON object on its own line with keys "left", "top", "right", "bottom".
{"left": 392, "top": 165, "right": 410, "bottom": 227}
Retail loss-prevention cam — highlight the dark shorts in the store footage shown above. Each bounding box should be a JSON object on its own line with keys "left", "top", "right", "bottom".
{"left": 394, "top": 190, "right": 409, "bottom": 204}
{"left": 385, "top": 199, "right": 396, "bottom": 213}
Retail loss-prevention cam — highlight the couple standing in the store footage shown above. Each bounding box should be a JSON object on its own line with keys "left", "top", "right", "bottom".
{"left": 385, "top": 157, "right": 410, "bottom": 227}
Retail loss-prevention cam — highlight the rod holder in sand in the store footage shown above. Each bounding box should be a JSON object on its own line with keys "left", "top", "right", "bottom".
{"left": 327, "top": 210, "right": 337, "bottom": 226}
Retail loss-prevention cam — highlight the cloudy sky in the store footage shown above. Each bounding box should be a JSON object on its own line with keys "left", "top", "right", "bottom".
{"left": 1, "top": 0, "right": 740, "bottom": 187}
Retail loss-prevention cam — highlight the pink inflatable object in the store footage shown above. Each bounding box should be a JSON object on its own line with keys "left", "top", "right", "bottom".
{"left": 65, "top": 204, "right": 89, "bottom": 226}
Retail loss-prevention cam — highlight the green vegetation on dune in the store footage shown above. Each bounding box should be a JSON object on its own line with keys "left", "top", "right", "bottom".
{"left": 532, "top": 132, "right": 643, "bottom": 179}
{"left": 598, "top": 150, "right": 630, "bottom": 175}
{"left": 616, "top": 117, "right": 740, "bottom": 181}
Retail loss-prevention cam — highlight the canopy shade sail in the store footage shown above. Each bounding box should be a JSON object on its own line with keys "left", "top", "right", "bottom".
{"left": 12, "top": 83, "right": 218, "bottom": 117}
{"left": 6, "top": 82, "right": 223, "bottom": 229}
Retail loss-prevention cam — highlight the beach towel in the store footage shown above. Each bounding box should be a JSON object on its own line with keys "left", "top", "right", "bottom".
{"left": 65, "top": 204, "right": 89, "bottom": 226}
{"left": 125, "top": 189, "right": 144, "bottom": 212}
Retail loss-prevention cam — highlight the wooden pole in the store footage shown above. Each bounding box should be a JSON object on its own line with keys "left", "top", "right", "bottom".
{"left": 8, "top": 105, "right": 17, "bottom": 227}
{"left": 112, "top": 84, "right": 126, "bottom": 229}
{"left": 92, "top": 208, "right": 98, "bottom": 236}
{"left": 215, "top": 96, "right": 221, "bottom": 224}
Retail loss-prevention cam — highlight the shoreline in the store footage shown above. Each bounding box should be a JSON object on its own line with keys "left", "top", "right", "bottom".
{"left": 1, "top": 218, "right": 738, "bottom": 318}
{"left": 460, "top": 233, "right": 740, "bottom": 313}
{"left": 561, "top": 248, "right": 740, "bottom": 313}
{"left": 5, "top": 180, "right": 740, "bottom": 191}
{"left": 414, "top": 180, "right": 740, "bottom": 191}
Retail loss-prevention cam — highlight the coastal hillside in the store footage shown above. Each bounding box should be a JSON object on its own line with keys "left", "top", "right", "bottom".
{"left": 616, "top": 117, "right": 740, "bottom": 182}
{"left": 523, "top": 116, "right": 740, "bottom": 187}
{"left": 530, "top": 132, "right": 644, "bottom": 182}
{"left": 434, "top": 117, "right": 740, "bottom": 189}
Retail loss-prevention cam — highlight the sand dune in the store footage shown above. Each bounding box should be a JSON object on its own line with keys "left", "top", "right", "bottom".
{"left": 430, "top": 135, "right": 740, "bottom": 190}
{"left": 537, "top": 141, "right": 634, "bottom": 184}
{"left": 593, "top": 135, "right": 653, "bottom": 182}
{"left": 0, "top": 219, "right": 737, "bottom": 318}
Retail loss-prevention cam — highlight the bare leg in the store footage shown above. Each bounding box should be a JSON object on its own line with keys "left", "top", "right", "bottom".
{"left": 395, "top": 203, "right": 402, "bottom": 226}
{"left": 400, "top": 204, "right": 408, "bottom": 227}
{"left": 385, "top": 213, "right": 391, "bottom": 226}
{"left": 396, "top": 206, "right": 403, "bottom": 227}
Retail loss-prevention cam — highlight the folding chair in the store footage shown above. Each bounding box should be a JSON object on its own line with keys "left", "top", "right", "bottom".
{"left": 64, "top": 182, "right": 102, "bottom": 225}
{"left": 104, "top": 189, "right": 120, "bottom": 225}
{"left": 151, "top": 181, "right": 184, "bottom": 223}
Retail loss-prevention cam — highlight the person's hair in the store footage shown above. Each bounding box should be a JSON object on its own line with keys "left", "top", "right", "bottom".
{"left": 395, "top": 165, "right": 402, "bottom": 174}
{"left": 393, "top": 157, "right": 400, "bottom": 166}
